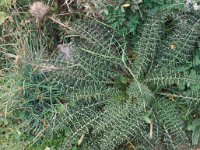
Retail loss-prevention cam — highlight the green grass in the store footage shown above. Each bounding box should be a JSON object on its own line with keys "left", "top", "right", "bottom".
{"left": 1, "top": 0, "right": 200, "bottom": 149}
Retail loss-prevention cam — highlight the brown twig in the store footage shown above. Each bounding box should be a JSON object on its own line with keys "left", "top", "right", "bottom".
{"left": 48, "top": 16, "right": 74, "bottom": 31}
{"left": 149, "top": 122, "right": 153, "bottom": 139}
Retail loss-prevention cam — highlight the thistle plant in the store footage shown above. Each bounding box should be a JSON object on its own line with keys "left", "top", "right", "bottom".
{"left": 1, "top": 3, "right": 200, "bottom": 150}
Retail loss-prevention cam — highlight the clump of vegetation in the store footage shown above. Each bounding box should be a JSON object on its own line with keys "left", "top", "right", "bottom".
{"left": 1, "top": 0, "right": 200, "bottom": 150}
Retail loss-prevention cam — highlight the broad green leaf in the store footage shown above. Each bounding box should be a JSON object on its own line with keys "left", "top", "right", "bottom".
{"left": 0, "top": 12, "right": 8, "bottom": 25}
{"left": 72, "top": 146, "right": 78, "bottom": 150}
{"left": 0, "top": 0, "right": 12, "bottom": 8}
{"left": 143, "top": 116, "right": 151, "bottom": 124}
{"left": 192, "top": 118, "right": 200, "bottom": 127}
{"left": 187, "top": 124, "right": 194, "bottom": 131}
{"left": 192, "top": 126, "right": 200, "bottom": 145}
{"left": 193, "top": 55, "right": 200, "bottom": 66}
{"left": 143, "top": 111, "right": 152, "bottom": 124}
{"left": 178, "top": 83, "right": 185, "bottom": 91}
